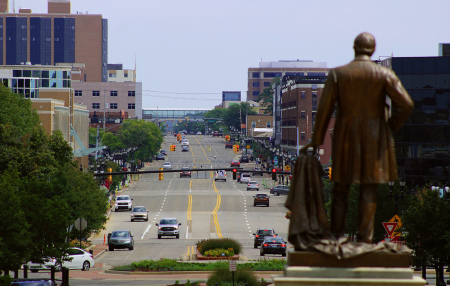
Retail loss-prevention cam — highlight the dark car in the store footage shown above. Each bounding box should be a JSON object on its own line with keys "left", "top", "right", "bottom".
{"left": 108, "top": 230, "right": 134, "bottom": 251}
{"left": 270, "top": 185, "right": 290, "bottom": 196}
{"left": 253, "top": 167, "right": 264, "bottom": 176}
{"left": 160, "top": 149, "right": 167, "bottom": 155}
{"left": 240, "top": 155, "right": 249, "bottom": 163}
{"left": 180, "top": 167, "right": 191, "bottom": 178}
{"left": 225, "top": 142, "right": 234, "bottom": 149}
{"left": 260, "top": 236, "right": 287, "bottom": 257}
{"left": 10, "top": 278, "right": 56, "bottom": 286}
{"left": 253, "top": 193, "right": 269, "bottom": 207}
{"left": 253, "top": 228, "right": 277, "bottom": 248}
{"left": 156, "top": 154, "right": 165, "bottom": 160}
{"left": 231, "top": 160, "right": 240, "bottom": 167}
{"left": 181, "top": 145, "right": 189, "bottom": 152}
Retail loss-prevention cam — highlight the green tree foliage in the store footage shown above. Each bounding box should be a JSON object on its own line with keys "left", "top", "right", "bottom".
{"left": 403, "top": 188, "right": 450, "bottom": 269}
{"left": 0, "top": 86, "right": 108, "bottom": 273}
{"left": 223, "top": 103, "right": 257, "bottom": 130}
{"left": 89, "top": 127, "right": 106, "bottom": 146}
{"left": 257, "top": 77, "right": 280, "bottom": 115}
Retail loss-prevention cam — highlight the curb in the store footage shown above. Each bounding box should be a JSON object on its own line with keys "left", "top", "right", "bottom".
{"left": 104, "top": 269, "right": 282, "bottom": 276}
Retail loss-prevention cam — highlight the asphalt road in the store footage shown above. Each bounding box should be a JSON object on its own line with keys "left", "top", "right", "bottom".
{"left": 92, "top": 134, "right": 290, "bottom": 267}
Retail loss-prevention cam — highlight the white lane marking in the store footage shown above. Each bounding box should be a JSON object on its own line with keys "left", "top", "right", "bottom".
{"left": 141, "top": 224, "right": 152, "bottom": 239}
{"left": 186, "top": 226, "right": 189, "bottom": 239}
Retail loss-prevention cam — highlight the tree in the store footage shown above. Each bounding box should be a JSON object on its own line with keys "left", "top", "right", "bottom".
{"left": 257, "top": 77, "right": 280, "bottom": 115}
{"left": 223, "top": 103, "right": 257, "bottom": 131}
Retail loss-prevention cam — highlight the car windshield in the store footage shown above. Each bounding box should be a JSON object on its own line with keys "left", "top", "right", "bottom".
{"left": 265, "top": 237, "right": 284, "bottom": 243}
{"left": 249, "top": 181, "right": 258, "bottom": 184}
{"left": 258, "top": 229, "right": 274, "bottom": 235}
{"left": 117, "top": 196, "right": 129, "bottom": 201}
{"left": 160, "top": 219, "right": 177, "bottom": 224}
{"left": 111, "top": 231, "right": 129, "bottom": 237}
{"left": 256, "top": 194, "right": 267, "bottom": 198}
{"left": 133, "top": 207, "right": 146, "bottom": 212}
{"left": 242, "top": 174, "right": 250, "bottom": 177}
{"left": 164, "top": 163, "right": 170, "bottom": 165}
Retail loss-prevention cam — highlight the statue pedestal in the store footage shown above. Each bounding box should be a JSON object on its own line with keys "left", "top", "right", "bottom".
{"left": 272, "top": 251, "right": 427, "bottom": 286}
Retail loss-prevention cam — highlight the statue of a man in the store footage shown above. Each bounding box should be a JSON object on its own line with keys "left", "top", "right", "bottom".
{"left": 301, "top": 32, "right": 414, "bottom": 243}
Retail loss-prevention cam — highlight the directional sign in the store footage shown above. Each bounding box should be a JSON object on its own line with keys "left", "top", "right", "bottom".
{"left": 382, "top": 222, "right": 398, "bottom": 237}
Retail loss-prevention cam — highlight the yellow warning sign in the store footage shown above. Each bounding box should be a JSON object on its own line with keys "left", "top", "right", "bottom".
{"left": 389, "top": 214, "right": 402, "bottom": 236}
{"left": 284, "top": 165, "right": 291, "bottom": 171}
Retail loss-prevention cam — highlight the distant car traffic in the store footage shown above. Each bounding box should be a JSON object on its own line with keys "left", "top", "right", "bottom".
{"left": 240, "top": 173, "right": 251, "bottom": 184}
{"left": 130, "top": 206, "right": 149, "bottom": 222}
{"left": 214, "top": 170, "right": 227, "bottom": 182}
{"left": 253, "top": 167, "right": 264, "bottom": 176}
{"left": 163, "top": 162, "right": 172, "bottom": 170}
{"left": 253, "top": 228, "right": 277, "bottom": 248}
{"left": 115, "top": 195, "right": 133, "bottom": 211}
{"left": 160, "top": 149, "right": 167, "bottom": 155}
{"left": 108, "top": 230, "right": 134, "bottom": 251}
{"left": 181, "top": 145, "right": 189, "bottom": 152}
{"left": 156, "top": 154, "right": 165, "bottom": 160}
{"left": 156, "top": 218, "right": 181, "bottom": 239}
{"left": 225, "top": 142, "right": 234, "bottom": 149}
{"left": 270, "top": 185, "right": 290, "bottom": 196}
{"left": 25, "top": 247, "right": 95, "bottom": 272}
{"left": 230, "top": 160, "right": 240, "bottom": 167}
{"left": 197, "top": 131, "right": 202, "bottom": 135}
{"left": 240, "top": 155, "right": 249, "bottom": 163}
{"left": 212, "top": 131, "right": 219, "bottom": 136}
{"left": 260, "top": 236, "right": 287, "bottom": 257}
{"left": 253, "top": 193, "right": 269, "bottom": 207}
{"left": 180, "top": 167, "right": 191, "bottom": 178}
{"left": 247, "top": 181, "right": 259, "bottom": 191}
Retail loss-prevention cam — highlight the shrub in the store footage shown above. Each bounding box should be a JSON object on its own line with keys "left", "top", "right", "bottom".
{"left": 207, "top": 267, "right": 259, "bottom": 286}
{"left": 196, "top": 238, "right": 242, "bottom": 255}
{"left": 204, "top": 248, "right": 235, "bottom": 257}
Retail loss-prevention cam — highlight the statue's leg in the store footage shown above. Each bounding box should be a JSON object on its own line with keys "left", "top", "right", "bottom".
{"left": 357, "top": 184, "right": 378, "bottom": 243}
{"left": 331, "top": 182, "right": 351, "bottom": 238}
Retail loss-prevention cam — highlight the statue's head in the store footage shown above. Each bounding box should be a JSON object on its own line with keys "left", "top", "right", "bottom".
{"left": 353, "top": 32, "right": 376, "bottom": 57}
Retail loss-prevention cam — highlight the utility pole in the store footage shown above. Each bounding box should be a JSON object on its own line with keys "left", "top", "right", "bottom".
{"left": 103, "top": 90, "right": 106, "bottom": 130}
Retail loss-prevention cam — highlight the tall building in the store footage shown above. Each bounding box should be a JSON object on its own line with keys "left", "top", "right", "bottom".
{"left": 0, "top": 0, "right": 108, "bottom": 82}
{"left": 248, "top": 60, "right": 328, "bottom": 102}
{"left": 222, "top": 91, "right": 241, "bottom": 108}
{"left": 382, "top": 53, "right": 450, "bottom": 187}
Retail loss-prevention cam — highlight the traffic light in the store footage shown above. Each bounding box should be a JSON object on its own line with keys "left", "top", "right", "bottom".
{"left": 159, "top": 167, "right": 163, "bottom": 181}
{"left": 324, "top": 167, "right": 331, "bottom": 180}
{"left": 233, "top": 169, "right": 237, "bottom": 180}
{"left": 170, "top": 145, "right": 173, "bottom": 151}
{"left": 329, "top": 167, "right": 332, "bottom": 180}
{"left": 272, "top": 168, "right": 277, "bottom": 181}
{"left": 107, "top": 168, "right": 112, "bottom": 182}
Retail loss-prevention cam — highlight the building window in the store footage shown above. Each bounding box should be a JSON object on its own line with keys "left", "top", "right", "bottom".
{"left": 128, "top": 91, "right": 135, "bottom": 97}
{"left": 266, "top": 121, "right": 271, "bottom": 128}
{"left": 124, "top": 73, "right": 128, "bottom": 77}
{"left": 74, "top": 90, "right": 82, "bottom": 96}
{"left": 252, "top": 91, "right": 260, "bottom": 97}
{"left": 312, "top": 92, "right": 318, "bottom": 111}
{"left": 252, "top": 81, "right": 260, "bottom": 87}
{"left": 263, "top": 72, "right": 282, "bottom": 78}
{"left": 92, "top": 90, "right": 100, "bottom": 96}
{"left": 252, "top": 72, "right": 260, "bottom": 78}
{"left": 110, "top": 103, "right": 118, "bottom": 109}
{"left": 109, "top": 73, "right": 116, "bottom": 78}
{"left": 301, "top": 132, "right": 306, "bottom": 141}
{"left": 128, "top": 103, "right": 135, "bottom": 109}
{"left": 92, "top": 103, "right": 100, "bottom": 109}
{"left": 110, "top": 91, "right": 118, "bottom": 96}
{"left": 301, "top": 91, "right": 306, "bottom": 99}
{"left": 264, "top": 81, "right": 270, "bottom": 87}
{"left": 301, "top": 111, "right": 306, "bottom": 119}
{"left": 251, "top": 121, "right": 256, "bottom": 128}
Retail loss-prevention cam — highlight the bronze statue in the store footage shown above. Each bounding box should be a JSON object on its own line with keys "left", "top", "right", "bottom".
{"left": 299, "top": 32, "right": 414, "bottom": 244}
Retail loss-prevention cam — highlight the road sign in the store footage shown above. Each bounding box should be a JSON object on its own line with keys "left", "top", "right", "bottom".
{"left": 382, "top": 222, "right": 398, "bottom": 237}
{"left": 284, "top": 165, "right": 291, "bottom": 171}
{"left": 389, "top": 214, "right": 402, "bottom": 236}
{"left": 74, "top": 217, "right": 87, "bottom": 231}
{"left": 246, "top": 145, "right": 250, "bottom": 149}
{"left": 229, "top": 259, "right": 236, "bottom": 271}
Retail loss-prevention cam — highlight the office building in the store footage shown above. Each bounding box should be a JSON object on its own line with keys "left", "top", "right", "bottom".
{"left": 0, "top": 0, "right": 108, "bottom": 82}
{"left": 222, "top": 91, "right": 241, "bottom": 108}
{"left": 107, "top": 64, "right": 136, "bottom": 83}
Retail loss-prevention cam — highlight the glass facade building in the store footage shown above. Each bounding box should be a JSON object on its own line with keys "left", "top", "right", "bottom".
{"left": 389, "top": 56, "right": 450, "bottom": 186}
{"left": 222, "top": 91, "right": 241, "bottom": 102}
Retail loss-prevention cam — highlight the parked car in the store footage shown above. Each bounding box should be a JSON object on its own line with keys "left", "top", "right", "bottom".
{"left": 174, "top": 133, "right": 177, "bottom": 137}
{"left": 247, "top": 181, "right": 259, "bottom": 191}
{"left": 180, "top": 167, "right": 191, "bottom": 178}
{"left": 240, "top": 173, "right": 251, "bottom": 184}
{"left": 160, "top": 149, "right": 167, "bottom": 155}
{"left": 163, "top": 162, "right": 172, "bottom": 169}
{"left": 214, "top": 170, "right": 227, "bottom": 182}
{"left": 260, "top": 236, "right": 287, "bottom": 257}
{"left": 231, "top": 160, "right": 240, "bottom": 167}
{"left": 130, "top": 206, "right": 149, "bottom": 222}
{"left": 114, "top": 195, "right": 133, "bottom": 211}
{"left": 189, "top": 131, "right": 194, "bottom": 135}
{"left": 253, "top": 193, "right": 269, "bottom": 207}
{"left": 197, "top": 131, "right": 202, "bottom": 135}
{"left": 108, "top": 230, "right": 134, "bottom": 251}
{"left": 181, "top": 145, "right": 189, "bottom": 152}
{"left": 253, "top": 228, "right": 277, "bottom": 248}
{"left": 270, "top": 185, "right": 290, "bottom": 196}
{"left": 156, "top": 218, "right": 181, "bottom": 239}
{"left": 225, "top": 142, "right": 234, "bottom": 149}
{"left": 253, "top": 167, "right": 264, "bottom": 176}
{"left": 26, "top": 247, "right": 95, "bottom": 272}
{"left": 240, "top": 155, "right": 249, "bottom": 163}
{"left": 156, "top": 154, "right": 165, "bottom": 160}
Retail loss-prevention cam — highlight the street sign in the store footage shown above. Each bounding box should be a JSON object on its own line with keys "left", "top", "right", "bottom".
{"left": 382, "top": 222, "right": 398, "bottom": 237}
{"left": 284, "top": 165, "right": 291, "bottom": 171}
{"left": 74, "top": 217, "right": 87, "bottom": 231}
{"left": 229, "top": 259, "right": 236, "bottom": 271}
{"left": 389, "top": 214, "right": 402, "bottom": 236}
{"left": 246, "top": 145, "right": 250, "bottom": 149}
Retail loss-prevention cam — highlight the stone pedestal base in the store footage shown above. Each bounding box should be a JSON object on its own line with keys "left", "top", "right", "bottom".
{"left": 272, "top": 251, "right": 427, "bottom": 286}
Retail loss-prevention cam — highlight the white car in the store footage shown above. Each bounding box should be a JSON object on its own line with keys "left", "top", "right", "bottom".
{"left": 240, "top": 173, "right": 251, "bottom": 184}
{"left": 26, "top": 247, "right": 95, "bottom": 272}
{"left": 214, "top": 170, "right": 227, "bottom": 182}
{"left": 163, "top": 162, "right": 172, "bottom": 169}
{"left": 115, "top": 195, "right": 133, "bottom": 211}
{"left": 197, "top": 131, "right": 202, "bottom": 135}
{"left": 247, "top": 181, "right": 259, "bottom": 191}
{"left": 181, "top": 139, "right": 189, "bottom": 146}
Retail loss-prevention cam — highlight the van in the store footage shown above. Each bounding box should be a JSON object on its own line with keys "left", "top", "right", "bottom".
{"left": 214, "top": 170, "right": 227, "bottom": 182}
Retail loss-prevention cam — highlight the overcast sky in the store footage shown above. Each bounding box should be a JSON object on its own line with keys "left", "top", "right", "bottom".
{"left": 13, "top": 0, "right": 450, "bottom": 110}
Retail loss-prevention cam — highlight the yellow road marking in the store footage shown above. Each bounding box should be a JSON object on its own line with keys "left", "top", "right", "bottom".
{"left": 187, "top": 194, "right": 192, "bottom": 221}
{"left": 212, "top": 194, "right": 223, "bottom": 238}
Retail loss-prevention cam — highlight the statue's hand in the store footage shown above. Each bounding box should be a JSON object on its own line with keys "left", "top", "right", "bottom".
{"left": 300, "top": 143, "right": 317, "bottom": 155}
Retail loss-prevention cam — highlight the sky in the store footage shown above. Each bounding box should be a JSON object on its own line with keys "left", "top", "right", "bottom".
{"left": 12, "top": 0, "right": 450, "bottom": 110}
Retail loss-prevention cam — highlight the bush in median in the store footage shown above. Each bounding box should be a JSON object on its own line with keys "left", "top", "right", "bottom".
{"left": 196, "top": 238, "right": 242, "bottom": 256}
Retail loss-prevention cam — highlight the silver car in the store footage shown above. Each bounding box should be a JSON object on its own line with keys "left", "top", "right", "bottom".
{"left": 247, "top": 181, "right": 259, "bottom": 191}
{"left": 130, "top": 206, "right": 149, "bottom": 222}
{"left": 163, "top": 162, "right": 172, "bottom": 169}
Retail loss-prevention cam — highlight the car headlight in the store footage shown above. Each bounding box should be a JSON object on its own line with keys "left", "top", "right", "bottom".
{"left": 174, "top": 226, "right": 178, "bottom": 230}
{"left": 124, "top": 239, "right": 131, "bottom": 243}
